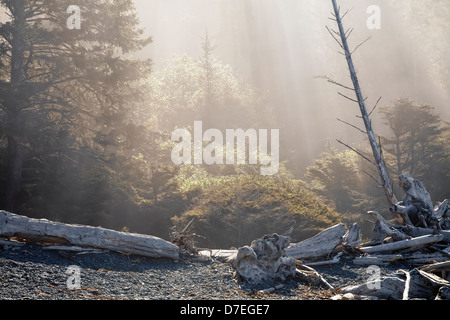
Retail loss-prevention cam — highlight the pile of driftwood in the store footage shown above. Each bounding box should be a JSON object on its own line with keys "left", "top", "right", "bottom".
{"left": 203, "top": 173, "right": 450, "bottom": 300}
{"left": 211, "top": 216, "right": 449, "bottom": 300}
{"left": 1, "top": 173, "right": 448, "bottom": 300}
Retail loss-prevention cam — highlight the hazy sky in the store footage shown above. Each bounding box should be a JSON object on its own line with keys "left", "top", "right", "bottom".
{"left": 132, "top": 0, "right": 450, "bottom": 166}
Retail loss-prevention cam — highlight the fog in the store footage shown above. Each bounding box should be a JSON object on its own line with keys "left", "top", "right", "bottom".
{"left": 133, "top": 0, "right": 450, "bottom": 173}
{"left": 1, "top": 0, "right": 449, "bottom": 253}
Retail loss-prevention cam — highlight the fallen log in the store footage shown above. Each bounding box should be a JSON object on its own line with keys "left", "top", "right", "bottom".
{"left": 341, "top": 271, "right": 406, "bottom": 300}
{"left": 353, "top": 252, "right": 449, "bottom": 266}
{"left": 419, "top": 261, "right": 450, "bottom": 283}
{"left": 401, "top": 226, "right": 450, "bottom": 243}
{"left": 0, "top": 211, "right": 180, "bottom": 260}
{"left": 367, "top": 211, "right": 410, "bottom": 244}
{"left": 419, "top": 261, "right": 450, "bottom": 273}
{"left": 198, "top": 249, "right": 237, "bottom": 261}
{"left": 364, "top": 210, "right": 450, "bottom": 247}
{"left": 413, "top": 269, "right": 450, "bottom": 298}
{"left": 341, "top": 268, "right": 450, "bottom": 300}
{"left": 286, "top": 224, "right": 347, "bottom": 260}
{"left": 353, "top": 254, "right": 402, "bottom": 266}
{"left": 42, "top": 245, "right": 105, "bottom": 254}
{"left": 437, "top": 230, "right": 450, "bottom": 243}
{"left": 360, "top": 234, "right": 444, "bottom": 254}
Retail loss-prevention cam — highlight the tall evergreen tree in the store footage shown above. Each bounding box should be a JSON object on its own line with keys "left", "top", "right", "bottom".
{"left": 379, "top": 98, "right": 450, "bottom": 200}
{"left": 0, "top": 0, "right": 151, "bottom": 211}
{"left": 305, "top": 145, "right": 360, "bottom": 213}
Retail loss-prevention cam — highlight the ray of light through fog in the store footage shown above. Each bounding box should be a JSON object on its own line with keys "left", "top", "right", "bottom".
{"left": 133, "top": 0, "right": 450, "bottom": 171}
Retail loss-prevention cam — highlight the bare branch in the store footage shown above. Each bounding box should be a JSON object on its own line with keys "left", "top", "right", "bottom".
{"left": 338, "top": 92, "right": 358, "bottom": 103}
{"left": 345, "top": 27, "right": 354, "bottom": 40}
{"left": 368, "top": 96, "right": 382, "bottom": 116}
{"left": 314, "top": 75, "right": 354, "bottom": 91}
{"left": 325, "top": 26, "right": 344, "bottom": 50}
{"left": 351, "top": 36, "right": 371, "bottom": 54}
{"left": 331, "top": 28, "right": 342, "bottom": 38}
{"left": 336, "top": 139, "right": 375, "bottom": 165}
{"left": 337, "top": 118, "right": 367, "bottom": 134}
{"left": 340, "top": 7, "right": 354, "bottom": 20}
{"left": 363, "top": 169, "right": 383, "bottom": 186}
{"left": 329, "top": 78, "right": 354, "bottom": 91}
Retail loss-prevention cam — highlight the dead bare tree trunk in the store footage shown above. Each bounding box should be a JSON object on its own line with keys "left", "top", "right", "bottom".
{"left": 329, "top": 0, "right": 397, "bottom": 206}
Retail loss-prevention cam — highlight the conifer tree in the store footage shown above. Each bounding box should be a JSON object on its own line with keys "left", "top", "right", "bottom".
{"left": 0, "top": 0, "right": 151, "bottom": 211}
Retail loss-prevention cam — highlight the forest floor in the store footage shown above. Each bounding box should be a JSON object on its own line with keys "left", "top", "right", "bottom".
{"left": 0, "top": 243, "right": 404, "bottom": 300}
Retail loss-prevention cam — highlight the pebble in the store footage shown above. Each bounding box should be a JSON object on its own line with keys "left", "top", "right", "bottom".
{"left": 0, "top": 244, "right": 300, "bottom": 300}
{"left": 0, "top": 243, "right": 400, "bottom": 300}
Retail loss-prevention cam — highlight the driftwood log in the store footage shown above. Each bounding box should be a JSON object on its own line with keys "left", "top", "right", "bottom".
{"left": 343, "top": 223, "right": 362, "bottom": 246}
{"left": 341, "top": 266, "right": 450, "bottom": 300}
{"left": 353, "top": 252, "right": 449, "bottom": 266}
{"left": 403, "top": 225, "right": 450, "bottom": 243}
{"left": 367, "top": 211, "right": 410, "bottom": 245}
{"left": 286, "top": 224, "right": 347, "bottom": 260}
{"left": 360, "top": 234, "right": 444, "bottom": 254}
{"left": 0, "top": 211, "right": 180, "bottom": 259}
{"left": 366, "top": 209, "right": 450, "bottom": 245}
{"left": 198, "top": 249, "right": 237, "bottom": 261}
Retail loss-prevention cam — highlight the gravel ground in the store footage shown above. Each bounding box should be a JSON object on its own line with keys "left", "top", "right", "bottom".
{"left": 0, "top": 243, "right": 401, "bottom": 301}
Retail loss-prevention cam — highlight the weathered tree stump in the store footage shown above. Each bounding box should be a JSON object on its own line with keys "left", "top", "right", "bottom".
{"left": 391, "top": 173, "right": 441, "bottom": 228}
{"left": 230, "top": 234, "right": 296, "bottom": 284}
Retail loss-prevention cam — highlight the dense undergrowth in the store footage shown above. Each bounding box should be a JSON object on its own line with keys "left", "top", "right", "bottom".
{"left": 172, "top": 166, "right": 342, "bottom": 248}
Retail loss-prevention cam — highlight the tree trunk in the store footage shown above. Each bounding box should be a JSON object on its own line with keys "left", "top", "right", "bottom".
{"left": 331, "top": 0, "right": 397, "bottom": 206}
{"left": 5, "top": 0, "right": 27, "bottom": 211}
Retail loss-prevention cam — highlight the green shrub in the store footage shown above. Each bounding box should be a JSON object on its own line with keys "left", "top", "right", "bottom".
{"left": 172, "top": 168, "right": 342, "bottom": 249}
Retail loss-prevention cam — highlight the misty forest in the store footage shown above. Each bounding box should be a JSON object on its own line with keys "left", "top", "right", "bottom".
{"left": 0, "top": 0, "right": 449, "bottom": 250}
